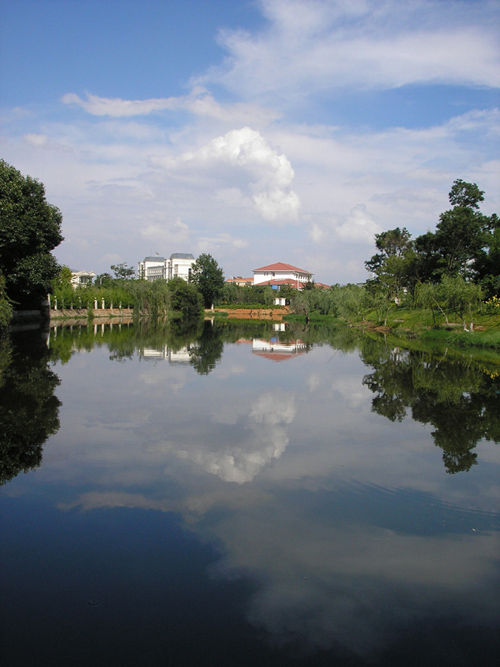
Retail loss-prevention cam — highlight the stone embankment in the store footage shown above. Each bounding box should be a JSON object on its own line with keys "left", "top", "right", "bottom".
{"left": 50, "top": 308, "right": 134, "bottom": 321}
{"left": 208, "top": 307, "right": 290, "bottom": 320}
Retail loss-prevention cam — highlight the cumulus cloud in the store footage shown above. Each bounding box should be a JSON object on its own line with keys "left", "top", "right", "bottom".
{"left": 156, "top": 127, "right": 301, "bottom": 223}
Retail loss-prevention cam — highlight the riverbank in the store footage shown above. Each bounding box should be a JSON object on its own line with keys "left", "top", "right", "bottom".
{"left": 206, "top": 306, "right": 290, "bottom": 320}
{"left": 285, "top": 307, "right": 500, "bottom": 353}
{"left": 49, "top": 308, "right": 134, "bottom": 321}
{"left": 361, "top": 306, "right": 500, "bottom": 349}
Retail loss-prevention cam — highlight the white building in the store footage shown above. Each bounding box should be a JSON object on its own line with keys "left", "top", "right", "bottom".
{"left": 253, "top": 262, "right": 312, "bottom": 289}
{"left": 138, "top": 253, "right": 195, "bottom": 282}
{"left": 165, "top": 253, "right": 196, "bottom": 282}
{"left": 71, "top": 270, "right": 96, "bottom": 288}
{"left": 138, "top": 256, "right": 166, "bottom": 281}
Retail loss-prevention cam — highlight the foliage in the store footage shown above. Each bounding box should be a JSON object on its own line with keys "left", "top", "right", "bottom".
{"left": 167, "top": 277, "right": 203, "bottom": 319}
{"left": 110, "top": 262, "right": 135, "bottom": 280}
{"left": 365, "top": 227, "right": 415, "bottom": 299}
{"left": 365, "top": 180, "right": 498, "bottom": 300}
{"left": 483, "top": 295, "right": 500, "bottom": 314}
{"left": 94, "top": 272, "right": 114, "bottom": 288}
{"left": 191, "top": 253, "right": 225, "bottom": 308}
{"left": 0, "top": 159, "right": 63, "bottom": 308}
{"left": 441, "top": 275, "right": 483, "bottom": 331}
{"left": 219, "top": 282, "right": 275, "bottom": 306}
{"left": 0, "top": 272, "right": 13, "bottom": 329}
{"left": 331, "top": 283, "right": 372, "bottom": 320}
{"left": 413, "top": 276, "right": 483, "bottom": 331}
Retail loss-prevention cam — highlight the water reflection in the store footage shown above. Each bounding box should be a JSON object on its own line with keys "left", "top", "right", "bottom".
{"left": 1, "top": 321, "right": 499, "bottom": 665}
{"left": 47, "top": 319, "right": 500, "bottom": 476}
{"left": 0, "top": 331, "right": 61, "bottom": 485}
{"left": 361, "top": 344, "right": 500, "bottom": 473}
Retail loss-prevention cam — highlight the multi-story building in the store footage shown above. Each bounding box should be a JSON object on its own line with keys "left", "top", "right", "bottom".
{"left": 165, "top": 253, "right": 196, "bottom": 282}
{"left": 138, "top": 253, "right": 195, "bottom": 282}
{"left": 253, "top": 262, "right": 313, "bottom": 289}
{"left": 137, "top": 256, "right": 165, "bottom": 281}
{"left": 70, "top": 270, "right": 96, "bottom": 288}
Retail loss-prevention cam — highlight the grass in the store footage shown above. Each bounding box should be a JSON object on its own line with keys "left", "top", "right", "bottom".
{"left": 362, "top": 305, "right": 500, "bottom": 349}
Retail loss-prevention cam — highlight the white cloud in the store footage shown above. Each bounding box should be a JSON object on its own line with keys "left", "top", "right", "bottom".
{"left": 62, "top": 87, "right": 280, "bottom": 125}
{"left": 2, "top": 1, "right": 498, "bottom": 284}
{"left": 157, "top": 127, "right": 301, "bottom": 224}
{"left": 140, "top": 218, "right": 191, "bottom": 246}
{"left": 205, "top": 0, "right": 500, "bottom": 101}
{"left": 335, "top": 204, "right": 382, "bottom": 244}
{"left": 197, "top": 233, "right": 249, "bottom": 252}
{"left": 24, "top": 133, "right": 48, "bottom": 147}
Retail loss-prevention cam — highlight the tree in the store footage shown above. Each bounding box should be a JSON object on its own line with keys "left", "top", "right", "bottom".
{"left": 167, "top": 277, "right": 203, "bottom": 319}
{"left": 415, "top": 179, "right": 495, "bottom": 281}
{"left": 365, "top": 227, "right": 415, "bottom": 299}
{"left": 440, "top": 275, "right": 483, "bottom": 331}
{"left": 94, "top": 272, "right": 114, "bottom": 288}
{"left": 0, "top": 272, "right": 13, "bottom": 329}
{"left": 191, "top": 253, "right": 225, "bottom": 308}
{"left": 0, "top": 159, "right": 63, "bottom": 308}
{"left": 110, "top": 263, "right": 135, "bottom": 280}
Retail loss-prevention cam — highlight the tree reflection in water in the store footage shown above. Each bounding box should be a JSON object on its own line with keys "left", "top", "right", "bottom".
{"left": 360, "top": 341, "right": 500, "bottom": 473}
{"left": 45, "top": 318, "right": 500, "bottom": 476}
{"left": 0, "top": 330, "right": 61, "bottom": 485}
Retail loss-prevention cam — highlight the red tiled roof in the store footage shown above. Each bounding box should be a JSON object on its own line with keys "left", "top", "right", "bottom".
{"left": 253, "top": 262, "right": 311, "bottom": 274}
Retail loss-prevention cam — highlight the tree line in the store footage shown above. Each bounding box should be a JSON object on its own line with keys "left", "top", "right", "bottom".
{"left": 0, "top": 157, "right": 227, "bottom": 327}
{"left": 1, "top": 156, "right": 498, "bottom": 330}
{"left": 51, "top": 253, "right": 225, "bottom": 320}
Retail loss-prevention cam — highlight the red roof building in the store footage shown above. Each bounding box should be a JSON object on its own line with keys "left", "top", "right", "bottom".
{"left": 253, "top": 262, "right": 312, "bottom": 289}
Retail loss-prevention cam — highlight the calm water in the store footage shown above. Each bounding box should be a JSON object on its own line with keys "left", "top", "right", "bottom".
{"left": 1, "top": 320, "right": 499, "bottom": 667}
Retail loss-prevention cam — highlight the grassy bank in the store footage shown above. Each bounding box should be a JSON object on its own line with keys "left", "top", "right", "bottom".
{"left": 284, "top": 306, "right": 500, "bottom": 354}
{"left": 362, "top": 306, "right": 500, "bottom": 349}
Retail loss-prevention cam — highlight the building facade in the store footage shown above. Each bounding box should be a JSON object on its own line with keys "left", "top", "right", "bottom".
{"left": 71, "top": 271, "right": 96, "bottom": 288}
{"left": 253, "top": 262, "right": 313, "bottom": 289}
{"left": 138, "top": 253, "right": 195, "bottom": 282}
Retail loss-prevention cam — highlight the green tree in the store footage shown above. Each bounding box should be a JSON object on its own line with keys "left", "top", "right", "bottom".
{"left": 415, "top": 179, "right": 496, "bottom": 281}
{"left": 94, "top": 272, "right": 114, "bottom": 288}
{"left": 0, "top": 272, "right": 13, "bottom": 329}
{"left": 191, "top": 253, "right": 225, "bottom": 308}
{"left": 441, "top": 274, "right": 483, "bottom": 331}
{"left": 167, "top": 277, "right": 203, "bottom": 319}
{"left": 110, "top": 263, "right": 135, "bottom": 280}
{"left": 0, "top": 160, "right": 63, "bottom": 308}
{"left": 365, "top": 227, "right": 415, "bottom": 299}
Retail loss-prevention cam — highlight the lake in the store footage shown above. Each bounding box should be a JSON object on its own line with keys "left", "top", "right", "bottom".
{"left": 1, "top": 319, "right": 499, "bottom": 666}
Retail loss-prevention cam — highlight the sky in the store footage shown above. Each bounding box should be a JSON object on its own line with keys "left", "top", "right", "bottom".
{"left": 1, "top": 0, "right": 499, "bottom": 284}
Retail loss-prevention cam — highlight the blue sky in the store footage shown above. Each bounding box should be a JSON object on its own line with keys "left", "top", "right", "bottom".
{"left": 1, "top": 0, "right": 499, "bottom": 283}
